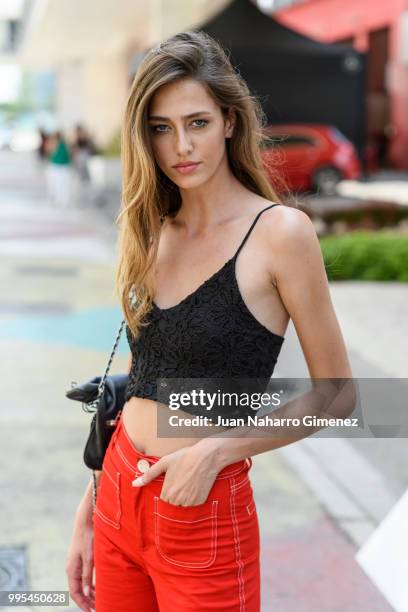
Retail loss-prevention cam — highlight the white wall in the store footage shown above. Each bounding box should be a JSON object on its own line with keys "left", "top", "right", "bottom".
{"left": 56, "top": 53, "right": 129, "bottom": 146}
{"left": 56, "top": 60, "right": 84, "bottom": 134}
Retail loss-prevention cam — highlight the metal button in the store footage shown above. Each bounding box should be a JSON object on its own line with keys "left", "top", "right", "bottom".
{"left": 136, "top": 459, "right": 150, "bottom": 473}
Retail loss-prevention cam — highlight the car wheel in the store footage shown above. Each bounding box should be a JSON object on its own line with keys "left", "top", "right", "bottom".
{"left": 312, "top": 166, "right": 343, "bottom": 196}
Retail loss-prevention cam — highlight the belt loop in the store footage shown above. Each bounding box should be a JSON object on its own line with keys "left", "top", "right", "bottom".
{"left": 246, "top": 457, "right": 252, "bottom": 469}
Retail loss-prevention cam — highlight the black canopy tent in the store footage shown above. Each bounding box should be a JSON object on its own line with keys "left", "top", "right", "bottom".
{"left": 200, "top": 0, "right": 366, "bottom": 160}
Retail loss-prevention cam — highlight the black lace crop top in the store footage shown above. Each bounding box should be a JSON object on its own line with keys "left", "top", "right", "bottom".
{"left": 125, "top": 204, "right": 285, "bottom": 418}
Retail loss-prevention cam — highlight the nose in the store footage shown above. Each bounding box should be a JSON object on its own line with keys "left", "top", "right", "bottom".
{"left": 175, "top": 127, "right": 193, "bottom": 156}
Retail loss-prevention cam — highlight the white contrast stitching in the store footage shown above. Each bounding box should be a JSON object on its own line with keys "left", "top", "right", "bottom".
{"left": 115, "top": 441, "right": 139, "bottom": 472}
{"left": 217, "top": 464, "right": 247, "bottom": 479}
{"left": 102, "top": 463, "right": 119, "bottom": 488}
{"left": 154, "top": 511, "right": 215, "bottom": 524}
{"left": 94, "top": 471, "right": 121, "bottom": 530}
{"left": 246, "top": 498, "right": 256, "bottom": 516}
{"left": 230, "top": 478, "right": 246, "bottom": 611}
{"left": 94, "top": 507, "right": 121, "bottom": 530}
{"left": 231, "top": 476, "right": 250, "bottom": 492}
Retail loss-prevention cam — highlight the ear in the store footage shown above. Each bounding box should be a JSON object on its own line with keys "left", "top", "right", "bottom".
{"left": 224, "top": 107, "right": 236, "bottom": 139}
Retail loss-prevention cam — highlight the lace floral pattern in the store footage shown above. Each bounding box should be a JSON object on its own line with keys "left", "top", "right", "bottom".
{"left": 125, "top": 259, "right": 285, "bottom": 405}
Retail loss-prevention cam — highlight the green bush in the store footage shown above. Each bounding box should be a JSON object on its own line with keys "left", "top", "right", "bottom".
{"left": 320, "top": 231, "right": 408, "bottom": 282}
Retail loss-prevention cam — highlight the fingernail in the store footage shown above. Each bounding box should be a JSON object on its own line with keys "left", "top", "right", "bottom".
{"left": 83, "top": 585, "right": 90, "bottom": 597}
{"left": 132, "top": 476, "right": 145, "bottom": 487}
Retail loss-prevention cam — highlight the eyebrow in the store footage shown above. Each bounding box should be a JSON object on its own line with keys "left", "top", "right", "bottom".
{"left": 148, "top": 111, "right": 212, "bottom": 121}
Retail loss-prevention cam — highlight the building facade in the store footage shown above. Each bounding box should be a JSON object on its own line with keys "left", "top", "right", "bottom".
{"left": 272, "top": 0, "right": 408, "bottom": 169}
{"left": 17, "top": 0, "right": 229, "bottom": 147}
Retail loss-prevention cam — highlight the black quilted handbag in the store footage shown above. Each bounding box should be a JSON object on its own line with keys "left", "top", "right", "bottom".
{"left": 66, "top": 320, "right": 128, "bottom": 471}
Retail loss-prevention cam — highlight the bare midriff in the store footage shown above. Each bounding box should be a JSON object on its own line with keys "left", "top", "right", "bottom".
{"left": 122, "top": 396, "right": 231, "bottom": 457}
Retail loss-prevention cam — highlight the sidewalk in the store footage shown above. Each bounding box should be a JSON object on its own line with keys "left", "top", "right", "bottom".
{"left": 0, "top": 152, "right": 399, "bottom": 611}
{"left": 338, "top": 169, "right": 408, "bottom": 206}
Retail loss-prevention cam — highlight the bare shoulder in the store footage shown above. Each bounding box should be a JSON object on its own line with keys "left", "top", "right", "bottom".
{"left": 253, "top": 199, "right": 322, "bottom": 285}
{"left": 250, "top": 198, "right": 316, "bottom": 251}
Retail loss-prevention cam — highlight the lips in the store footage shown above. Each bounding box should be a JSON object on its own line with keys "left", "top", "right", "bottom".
{"left": 172, "top": 162, "right": 202, "bottom": 175}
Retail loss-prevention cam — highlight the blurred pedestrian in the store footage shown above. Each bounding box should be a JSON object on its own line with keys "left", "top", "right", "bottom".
{"left": 71, "top": 123, "right": 96, "bottom": 183}
{"left": 37, "top": 128, "right": 50, "bottom": 164}
{"left": 46, "top": 131, "right": 72, "bottom": 208}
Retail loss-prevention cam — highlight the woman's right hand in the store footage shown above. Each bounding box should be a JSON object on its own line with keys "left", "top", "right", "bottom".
{"left": 66, "top": 508, "right": 95, "bottom": 611}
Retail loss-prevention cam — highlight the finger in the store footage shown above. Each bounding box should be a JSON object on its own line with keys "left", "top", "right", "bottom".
{"left": 68, "top": 575, "right": 90, "bottom": 611}
{"left": 132, "top": 458, "right": 166, "bottom": 486}
{"left": 82, "top": 560, "right": 94, "bottom": 598}
{"left": 72, "top": 589, "right": 93, "bottom": 612}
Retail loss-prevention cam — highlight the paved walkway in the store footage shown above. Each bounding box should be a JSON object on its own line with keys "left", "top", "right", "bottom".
{"left": 337, "top": 169, "right": 408, "bottom": 206}
{"left": 0, "top": 151, "right": 401, "bottom": 611}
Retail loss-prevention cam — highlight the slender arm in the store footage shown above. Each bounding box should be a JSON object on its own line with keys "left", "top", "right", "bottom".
{"left": 193, "top": 208, "right": 356, "bottom": 469}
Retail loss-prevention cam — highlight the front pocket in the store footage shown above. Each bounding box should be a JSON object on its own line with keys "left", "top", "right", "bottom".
{"left": 94, "top": 460, "right": 122, "bottom": 530}
{"left": 153, "top": 496, "right": 218, "bottom": 569}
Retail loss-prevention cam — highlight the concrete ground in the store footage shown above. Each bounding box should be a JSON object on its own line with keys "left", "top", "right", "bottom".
{"left": 0, "top": 151, "right": 404, "bottom": 611}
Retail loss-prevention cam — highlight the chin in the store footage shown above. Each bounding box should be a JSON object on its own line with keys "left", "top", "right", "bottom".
{"left": 171, "top": 173, "right": 209, "bottom": 190}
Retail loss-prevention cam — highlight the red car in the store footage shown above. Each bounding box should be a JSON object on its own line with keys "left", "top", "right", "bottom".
{"left": 261, "top": 124, "right": 362, "bottom": 196}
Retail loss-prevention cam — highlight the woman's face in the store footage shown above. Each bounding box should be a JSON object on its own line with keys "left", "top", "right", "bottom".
{"left": 147, "top": 78, "right": 235, "bottom": 189}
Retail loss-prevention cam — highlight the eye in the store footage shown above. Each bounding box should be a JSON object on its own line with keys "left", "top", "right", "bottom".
{"left": 149, "top": 124, "right": 169, "bottom": 134}
{"left": 192, "top": 119, "right": 208, "bottom": 128}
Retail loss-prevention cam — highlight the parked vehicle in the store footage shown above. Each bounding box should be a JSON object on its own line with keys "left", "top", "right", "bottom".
{"left": 261, "top": 124, "right": 362, "bottom": 196}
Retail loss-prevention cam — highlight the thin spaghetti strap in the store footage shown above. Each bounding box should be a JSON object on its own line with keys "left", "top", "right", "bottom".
{"left": 233, "top": 204, "right": 280, "bottom": 260}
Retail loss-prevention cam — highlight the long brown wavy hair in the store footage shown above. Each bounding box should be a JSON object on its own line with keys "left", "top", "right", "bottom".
{"left": 116, "top": 30, "right": 284, "bottom": 338}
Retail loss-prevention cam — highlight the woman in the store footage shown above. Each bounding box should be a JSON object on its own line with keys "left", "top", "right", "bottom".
{"left": 66, "top": 31, "right": 353, "bottom": 611}
{"left": 47, "top": 130, "right": 72, "bottom": 208}
{"left": 71, "top": 123, "right": 96, "bottom": 183}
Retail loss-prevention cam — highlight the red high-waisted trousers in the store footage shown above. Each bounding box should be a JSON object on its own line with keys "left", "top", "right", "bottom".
{"left": 93, "top": 413, "right": 260, "bottom": 611}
